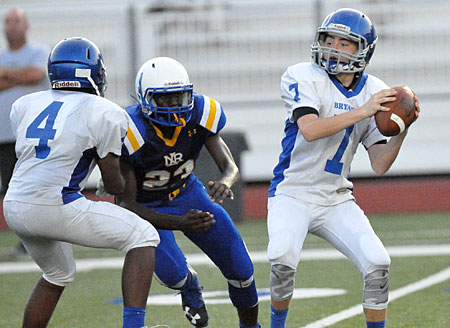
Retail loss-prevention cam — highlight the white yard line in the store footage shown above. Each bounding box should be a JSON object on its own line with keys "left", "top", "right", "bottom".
{"left": 1, "top": 244, "right": 449, "bottom": 327}
{"left": 300, "top": 266, "right": 450, "bottom": 328}
{"left": 0, "top": 244, "right": 449, "bottom": 274}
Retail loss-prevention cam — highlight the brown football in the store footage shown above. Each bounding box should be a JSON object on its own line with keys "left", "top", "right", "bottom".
{"left": 375, "top": 85, "right": 417, "bottom": 136}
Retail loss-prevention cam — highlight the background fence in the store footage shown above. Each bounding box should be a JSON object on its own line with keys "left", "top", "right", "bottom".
{"left": 1, "top": 0, "right": 449, "bottom": 182}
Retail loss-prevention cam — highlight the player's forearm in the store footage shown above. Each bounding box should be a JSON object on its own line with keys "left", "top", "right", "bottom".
{"left": 369, "top": 130, "right": 407, "bottom": 175}
{"left": 219, "top": 164, "right": 239, "bottom": 189}
{"left": 116, "top": 197, "right": 183, "bottom": 230}
{"left": 298, "top": 109, "right": 367, "bottom": 141}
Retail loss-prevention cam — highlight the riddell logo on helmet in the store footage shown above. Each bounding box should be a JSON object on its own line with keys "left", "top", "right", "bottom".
{"left": 52, "top": 81, "right": 81, "bottom": 89}
{"left": 166, "top": 81, "right": 182, "bottom": 86}
{"left": 330, "top": 23, "right": 350, "bottom": 32}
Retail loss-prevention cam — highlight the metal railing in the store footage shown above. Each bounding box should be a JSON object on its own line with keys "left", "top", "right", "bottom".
{"left": 1, "top": 0, "right": 449, "bottom": 181}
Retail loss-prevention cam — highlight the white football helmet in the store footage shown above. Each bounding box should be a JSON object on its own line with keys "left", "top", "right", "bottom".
{"left": 135, "top": 57, "right": 194, "bottom": 126}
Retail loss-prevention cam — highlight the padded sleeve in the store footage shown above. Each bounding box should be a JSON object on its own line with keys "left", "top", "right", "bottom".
{"left": 280, "top": 65, "right": 321, "bottom": 122}
{"left": 89, "top": 102, "right": 129, "bottom": 159}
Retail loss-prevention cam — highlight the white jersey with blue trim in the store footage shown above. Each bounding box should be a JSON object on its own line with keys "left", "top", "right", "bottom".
{"left": 269, "top": 62, "right": 388, "bottom": 205}
{"left": 5, "top": 90, "right": 129, "bottom": 205}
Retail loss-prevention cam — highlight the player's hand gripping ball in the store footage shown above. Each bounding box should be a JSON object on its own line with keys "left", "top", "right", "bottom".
{"left": 375, "top": 85, "right": 417, "bottom": 136}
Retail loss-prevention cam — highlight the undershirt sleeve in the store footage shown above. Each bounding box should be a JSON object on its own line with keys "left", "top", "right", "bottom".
{"left": 292, "top": 106, "right": 319, "bottom": 122}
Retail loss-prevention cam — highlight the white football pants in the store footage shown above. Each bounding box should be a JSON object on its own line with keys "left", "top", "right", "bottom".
{"left": 4, "top": 197, "right": 159, "bottom": 286}
{"left": 267, "top": 194, "right": 390, "bottom": 276}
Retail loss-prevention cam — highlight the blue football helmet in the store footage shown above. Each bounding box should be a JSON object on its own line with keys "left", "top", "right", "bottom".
{"left": 311, "top": 8, "right": 377, "bottom": 74}
{"left": 48, "top": 37, "right": 107, "bottom": 97}
{"left": 135, "top": 57, "right": 194, "bottom": 127}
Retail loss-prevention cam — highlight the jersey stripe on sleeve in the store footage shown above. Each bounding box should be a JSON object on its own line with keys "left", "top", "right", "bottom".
{"left": 199, "top": 95, "right": 222, "bottom": 133}
{"left": 124, "top": 118, "right": 145, "bottom": 155}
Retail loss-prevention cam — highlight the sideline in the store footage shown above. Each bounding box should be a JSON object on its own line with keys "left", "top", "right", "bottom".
{"left": 300, "top": 266, "right": 450, "bottom": 328}
{"left": 1, "top": 244, "right": 449, "bottom": 274}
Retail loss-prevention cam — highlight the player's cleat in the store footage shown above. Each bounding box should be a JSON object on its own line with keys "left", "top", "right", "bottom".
{"left": 180, "top": 268, "right": 208, "bottom": 327}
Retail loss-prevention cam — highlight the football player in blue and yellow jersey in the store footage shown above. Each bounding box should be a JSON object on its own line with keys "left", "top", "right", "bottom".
{"left": 116, "top": 57, "right": 260, "bottom": 328}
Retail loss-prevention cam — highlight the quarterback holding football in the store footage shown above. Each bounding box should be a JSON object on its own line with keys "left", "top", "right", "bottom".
{"left": 267, "top": 8, "right": 420, "bottom": 328}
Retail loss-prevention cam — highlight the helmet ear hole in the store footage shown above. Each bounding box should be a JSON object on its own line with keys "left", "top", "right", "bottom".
{"left": 318, "top": 33, "right": 327, "bottom": 44}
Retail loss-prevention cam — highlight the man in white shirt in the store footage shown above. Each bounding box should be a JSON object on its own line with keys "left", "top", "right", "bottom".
{"left": 0, "top": 8, "right": 49, "bottom": 193}
{"left": 0, "top": 8, "right": 50, "bottom": 258}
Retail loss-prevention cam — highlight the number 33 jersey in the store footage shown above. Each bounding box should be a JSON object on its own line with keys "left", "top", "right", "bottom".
{"left": 269, "top": 62, "right": 388, "bottom": 206}
{"left": 6, "top": 90, "right": 129, "bottom": 205}
{"left": 121, "top": 93, "right": 226, "bottom": 202}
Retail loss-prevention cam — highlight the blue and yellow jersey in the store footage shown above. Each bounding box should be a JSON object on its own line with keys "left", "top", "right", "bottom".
{"left": 121, "top": 93, "right": 226, "bottom": 202}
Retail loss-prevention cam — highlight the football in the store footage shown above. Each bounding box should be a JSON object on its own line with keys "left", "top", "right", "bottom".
{"left": 375, "top": 85, "right": 417, "bottom": 136}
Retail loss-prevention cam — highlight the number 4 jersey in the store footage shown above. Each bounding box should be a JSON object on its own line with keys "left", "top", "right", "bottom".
{"left": 269, "top": 62, "right": 388, "bottom": 206}
{"left": 5, "top": 90, "right": 129, "bottom": 205}
{"left": 121, "top": 93, "right": 226, "bottom": 203}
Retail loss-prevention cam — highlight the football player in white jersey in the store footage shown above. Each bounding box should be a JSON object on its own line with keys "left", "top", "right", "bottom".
{"left": 267, "top": 8, "right": 420, "bottom": 328}
{"left": 3, "top": 37, "right": 211, "bottom": 328}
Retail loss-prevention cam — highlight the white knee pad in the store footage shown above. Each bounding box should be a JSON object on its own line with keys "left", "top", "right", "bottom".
{"left": 270, "top": 264, "right": 296, "bottom": 302}
{"left": 153, "top": 266, "right": 191, "bottom": 289}
{"left": 228, "top": 275, "right": 254, "bottom": 288}
{"left": 363, "top": 269, "right": 389, "bottom": 310}
{"left": 153, "top": 272, "right": 186, "bottom": 289}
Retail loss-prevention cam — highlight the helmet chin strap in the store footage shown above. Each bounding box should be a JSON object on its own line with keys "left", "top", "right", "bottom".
{"left": 75, "top": 68, "right": 101, "bottom": 96}
{"left": 172, "top": 113, "right": 187, "bottom": 127}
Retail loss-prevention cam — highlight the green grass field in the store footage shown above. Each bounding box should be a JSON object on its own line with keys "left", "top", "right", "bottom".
{"left": 0, "top": 212, "right": 449, "bottom": 327}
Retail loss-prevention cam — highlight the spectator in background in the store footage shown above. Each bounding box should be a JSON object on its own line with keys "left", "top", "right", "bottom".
{"left": 0, "top": 8, "right": 50, "bottom": 259}
{"left": 0, "top": 8, "right": 49, "bottom": 192}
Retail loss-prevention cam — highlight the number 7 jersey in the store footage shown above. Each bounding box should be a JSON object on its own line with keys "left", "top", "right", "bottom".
{"left": 269, "top": 62, "right": 388, "bottom": 206}
{"left": 5, "top": 90, "right": 129, "bottom": 205}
